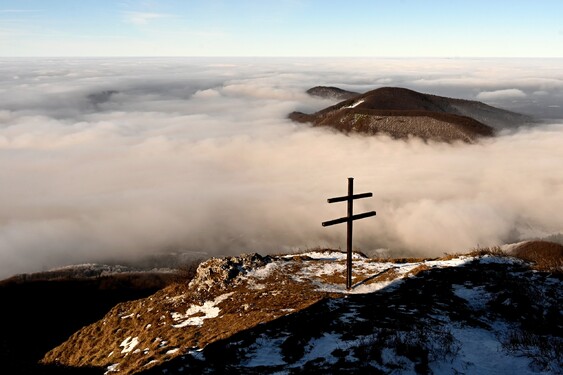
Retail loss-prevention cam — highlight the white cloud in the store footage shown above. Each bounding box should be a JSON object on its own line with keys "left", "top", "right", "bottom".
{"left": 192, "top": 89, "right": 221, "bottom": 99}
{"left": 476, "top": 89, "right": 527, "bottom": 101}
{"left": 0, "top": 58, "right": 562, "bottom": 279}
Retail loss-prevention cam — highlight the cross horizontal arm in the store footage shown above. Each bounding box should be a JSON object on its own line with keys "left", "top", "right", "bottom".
{"left": 321, "top": 216, "right": 348, "bottom": 227}
{"left": 353, "top": 211, "right": 376, "bottom": 221}
{"left": 321, "top": 210, "right": 377, "bottom": 227}
{"left": 327, "top": 192, "right": 373, "bottom": 203}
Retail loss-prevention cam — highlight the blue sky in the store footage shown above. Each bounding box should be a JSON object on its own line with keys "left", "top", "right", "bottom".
{"left": 1, "top": 0, "right": 562, "bottom": 57}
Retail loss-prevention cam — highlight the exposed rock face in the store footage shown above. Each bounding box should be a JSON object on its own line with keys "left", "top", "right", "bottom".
{"left": 189, "top": 253, "right": 272, "bottom": 292}
{"left": 291, "top": 87, "right": 533, "bottom": 142}
{"left": 306, "top": 86, "right": 360, "bottom": 100}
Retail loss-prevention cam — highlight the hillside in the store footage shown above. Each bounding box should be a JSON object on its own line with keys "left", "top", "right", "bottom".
{"left": 290, "top": 87, "right": 533, "bottom": 142}
{"left": 0, "top": 265, "right": 181, "bottom": 374}
{"left": 39, "top": 243, "right": 562, "bottom": 374}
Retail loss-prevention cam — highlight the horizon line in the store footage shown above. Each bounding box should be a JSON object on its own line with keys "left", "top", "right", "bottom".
{"left": 2, "top": 55, "right": 563, "bottom": 59}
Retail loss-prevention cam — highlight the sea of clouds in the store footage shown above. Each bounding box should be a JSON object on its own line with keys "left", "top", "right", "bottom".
{"left": 1, "top": 57, "right": 562, "bottom": 278}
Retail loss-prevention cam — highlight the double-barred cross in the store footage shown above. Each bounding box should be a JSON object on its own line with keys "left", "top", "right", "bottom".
{"left": 322, "top": 177, "right": 376, "bottom": 290}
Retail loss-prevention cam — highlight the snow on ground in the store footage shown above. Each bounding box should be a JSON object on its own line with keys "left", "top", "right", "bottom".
{"left": 171, "top": 292, "right": 234, "bottom": 328}
{"left": 120, "top": 336, "right": 139, "bottom": 354}
{"left": 237, "top": 318, "right": 552, "bottom": 374}
{"left": 293, "top": 254, "right": 476, "bottom": 294}
{"left": 187, "top": 348, "right": 205, "bottom": 361}
{"left": 379, "top": 347, "right": 418, "bottom": 375}
{"left": 452, "top": 284, "right": 491, "bottom": 310}
{"left": 104, "top": 363, "right": 119, "bottom": 374}
{"left": 246, "top": 261, "right": 281, "bottom": 279}
{"left": 296, "top": 332, "right": 341, "bottom": 366}
{"left": 313, "top": 277, "right": 399, "bottom": 294}
{"left": 344, "top": 99, "right": 365, "bottom": 108}
{"left": 242, "top": 335, "right": 287, "bottom": 367}
{"left": 477, "top": 255, "right": 525, "bottom": 265}
{"left": 283, "top": 251, "right": 365, "bottom": 261}
{"left": 242, "top": 331, "right": 348, "bottom": 369}
{"left": 424, "top": 256, "right": 473, "bottom": 267}
{"left": 219, "top": 252, "right": 533, "bottom": 299}
{"left": 241, "top": 252, "right": 526, "bottom": 295}
{"left": 430, "top": 325, "right": 552, "bottom": 375}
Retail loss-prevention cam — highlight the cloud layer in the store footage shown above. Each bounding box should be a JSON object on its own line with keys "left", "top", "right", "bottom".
{"left": 476, "top": 88, "right": 526, "bottom": 101}
{"left": 1, "top": 57, "right": 562, "bottom": 278}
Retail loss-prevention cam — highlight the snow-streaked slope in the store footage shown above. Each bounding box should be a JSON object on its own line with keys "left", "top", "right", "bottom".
{"left": 41, "top": 250, "right": 562, "bottom": 375}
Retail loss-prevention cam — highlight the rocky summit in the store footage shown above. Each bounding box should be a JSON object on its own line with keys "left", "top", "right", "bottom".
{"left": 39, "top": 242, "right": 562, "bottom": 374}
{"left": 290, "top": 87, "right": 533, "bottom": 143}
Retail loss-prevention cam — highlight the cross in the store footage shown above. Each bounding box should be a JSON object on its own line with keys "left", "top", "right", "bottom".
{"left": 322, "top": 177, "right": 376, "bottom": 290}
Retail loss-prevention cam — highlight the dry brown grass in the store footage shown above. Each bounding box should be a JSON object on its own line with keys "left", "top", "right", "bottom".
{"left": 438, "top": 253, "right": 462, "bottom": 261}
{"left": 511, "top": 241, "right": 563, "bottom": 272}
{"left": 404, "top": 264, "right": 431, "bottom": 278}
{"left": 467, "top": 246, "right": 505, "bottom": 257}
{"left": 41, "top": 257, "right": 327, "bottom": 375}
{"left": 317, "top": 270, "right": 346, "bottom": 285}
{"left": 439, "top": 246, "right": 506, "bottom": 261}
{"left": 369, "top": 257, "right": 429, "bottom": 264}
{"left": 374, "top": 268, "right": 400, "bottom": 282}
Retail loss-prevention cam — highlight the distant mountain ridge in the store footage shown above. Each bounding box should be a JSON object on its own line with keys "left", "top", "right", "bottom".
{"left": 291, "top": 87, "right": 533, "bottom": 142}
{"left": 306, "top": 86, "right": 360, "bottom": 100}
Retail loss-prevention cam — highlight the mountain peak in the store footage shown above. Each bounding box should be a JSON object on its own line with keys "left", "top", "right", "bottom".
{"left": 291, "top": 86, "right": 533, "bottom": 143}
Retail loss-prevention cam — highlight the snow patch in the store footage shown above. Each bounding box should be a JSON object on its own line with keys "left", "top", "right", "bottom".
{"left": 478, "top": 255, "right": 524, "bottom": 265}
{"left": 344, "top": 99, "right": 365, "bottom": 108}
{"left": 430, "top": 326, "right": 543, "bottom": 375}
{"left": 246, "top": 262, "right": 280, "bottom": 279}
{"left": 243, "top": 336, "right": 287, "bottom": 367}
{"left": 120, "top": 336, "right": 139, "bottom": 354}
{"left": 285, "top": 254, "right": 477, "bottom": 294}
{"left": 298, "top": 332, "right": 341, "bottom": 365}
{"left": 452, "top": 284, "right": 491, "bottom": 310}
{"left": 187, "top": 348, "right": 205, "bottom": 361}
{"left": 425, "top": 256, "right": 473, "bottom": 268}
{"left": 104, "top": 363, "right": 119, "bottom": 374}
{"left": 284, "top": 251, "right": 364, "bottom": 261}
{"left": 171, "top": 292, "right": 233, "bottom": 328}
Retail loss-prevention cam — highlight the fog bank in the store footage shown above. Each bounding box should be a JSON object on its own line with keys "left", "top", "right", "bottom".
{"left": 1, "top": 57, "right": 562, "bottom": 278}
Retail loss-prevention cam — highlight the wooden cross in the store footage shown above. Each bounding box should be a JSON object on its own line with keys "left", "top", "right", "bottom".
{"left": 322, "top": 177, "right": 376, "bottom": 290}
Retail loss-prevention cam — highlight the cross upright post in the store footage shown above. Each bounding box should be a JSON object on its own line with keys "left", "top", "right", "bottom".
{"left": 322, "top": 177, "right": 376, "bottom": 290}
{"left": 346, "top": 177, "right": 354, "bottom": 289}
